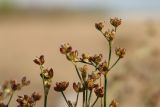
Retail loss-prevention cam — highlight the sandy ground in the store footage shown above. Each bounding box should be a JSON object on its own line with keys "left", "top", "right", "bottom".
{"left": 0, "top": 13, "right": 160, "bottom": 107}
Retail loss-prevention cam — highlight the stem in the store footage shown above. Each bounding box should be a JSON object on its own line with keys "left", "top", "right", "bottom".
{"left": 108, "top": 41, "right": 112, "bottom": 67}
{"left": 85, "top": 89, "right": 88, "bottom": 106}
{"left": 40, "top": 65, "right": 48, "bottom": 107}
{"left": 104, "top": 76, "right": 107, "bottom": 107}
{"left": 108, "top": 57, "right": 120, "bottom": 71}
{"left": 83, "top": 90, "right": 85, "bottom": 107}
{"left": 74, "top": 64, "right": 83, "bottom": 84}
{"left": 115, "top": 27, "right": 117, "bottom": 32}
{"left": 101, "top": 98, "right": 103, "bottom": 107}
{"left": 88, "top": 90, "right": 92, "bottom": 104}
{"left": 44, "top": 94, "right": 48, "bottom": 107}
{"left": 91, "top": 97, "right": 99, "bottom": 107}
{"left": 75, "top": 92, "right": 79, "bottom": 107}
{"left": 7, "top": 91, "right": 14, "bottom": 106}
{"left": 61, "top": 91, "right": 70, "bottom": 107}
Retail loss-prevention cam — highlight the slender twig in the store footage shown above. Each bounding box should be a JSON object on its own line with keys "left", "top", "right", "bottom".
{"left": 91, "top": 97, "right": 99, "bottom": 107}
{"left": 7, "top": 91, "right": 14, "bottom": 106}
{"left": 61, "top": 91, "right": 70, "bottom": 107}
{"left": 108, "top": 57, "right": 120, "bottom": 71}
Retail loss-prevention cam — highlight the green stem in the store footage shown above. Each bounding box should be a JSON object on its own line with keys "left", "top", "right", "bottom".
{"left": 74, "top": 64, "right": 83, "bottom": 84}
{"left": 61, "top": 91, "right": 70, "bottom": 107}
{"left": 75, "top": 92, "right": 79, "bottom": 107}
{"left": 40, "top": 65, "right": 48, "bottom": 107}
{"left": 108, "top": 57, "right": 120, "bottom": 71}
{"left": 44, "top": 94, "right": 48, "bottom": 107}
{"left": 83, "top": 90, "right": 85, "bottom": 107}
{"left": 91, "top": 97, "right": 99, "bottom": 107}
{"left": 88, "top": 90, "right": 92, "bottom": 105}
{"left": 101, "top": 98, "right": 103, "bottom": 107}
{"left": 108, "top": 41, "right": 112, "bottom": 67}
{"left": 104, "top": 76, "right": 107, "bottom": 107}
{"left": 85, "top": 89, "right": 88, "bottom": 106}
{"left": 7, "top": 91, "right": 14, "bottom": 106}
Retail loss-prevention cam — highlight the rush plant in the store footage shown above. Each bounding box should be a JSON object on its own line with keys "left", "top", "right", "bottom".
{"left": 0, "top": 17, "right": 125, "bottom": 107}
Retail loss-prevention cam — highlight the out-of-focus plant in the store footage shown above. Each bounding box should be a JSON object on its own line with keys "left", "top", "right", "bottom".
{"left": 0, "top": 77, "right": 31, "bottom": 107}
{"left": 53, "top": 17, "right": 125, "bottom": 107}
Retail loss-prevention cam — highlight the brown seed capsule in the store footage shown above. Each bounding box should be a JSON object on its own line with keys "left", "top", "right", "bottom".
{"left": 67, "top": 50, "right": 79, "bottom": 62}
{"left": 60, "top": 43, "right": 72, "bottom": 54}
{"left": 33, "top": 55, "right": 45, "bottom": 65}
{"left": 95, "top": 22, "right": 104, "bottom": 31}
{"left": 110, "top": 17, "right": 122, "bottom": 28}
{"left": 109, "top": 100, "right": 118, "bottom": 107}
{"left": 73, "top": 82, "right": 83, "bottom": 93}
{"left": 115, "top": 47, "right": 126, "bottom": 58}
{"left": 21, "top": 77, "right": 30, "bottom": 86}
{"left": 31, "top": 92, "right": 41, "bottom": 101}
{"left": 54, "top": 81, "right": 69, "bottom": 92}
{"left": 88, "top": 54, "right": 103, "bottom": 65}
{"left": 79, "top": 65, "right": 88, "bottom": 80}
{"left": 98, "top": 61, "right": 108, "bottom": 75}
{"left": 94, "top": 87, "right": 104, "bottom": 97}
{"left": 10, "top": 80, "right": 21, "bottom": 91}
{"left": 104, "top": 29, "right": 116, "bottom": 41}
{"left": 87, "top": 79, "right": 98, "bottom": 90}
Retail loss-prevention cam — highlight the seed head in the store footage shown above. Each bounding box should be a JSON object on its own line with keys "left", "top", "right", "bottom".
{"left": 104, "top": 29, "right": 116, "bottom": 41}
{"left": 98, "top": 61, "right": 108, "bottom": 75}
{"left": 54, "top": 81, "right": 69, "bottom": 92}
{"left": 95, "top": 22, "right": 104, "bottom": 31}
{"left": 67, "top": 50, "right": 79, "bottom": 62}
{"left": 110, "top": 17, "right": 122, "bottom": 28}
{"left": 60, "top": 43, "right": 72, "bottom": 54}
{"left": 73, "top": 82, "right": 83, "bottom": 93}
{"left": 33, "top": 55, "right": 45, "bottom": 65}
{"left": 86, "top": 79, "right": 98, "bottom": 91}
{"left": 94, "top": 87, "right": 104, "bottom": 97}
{"left": 109, "top": 100, "right": 118, "bottom": 107}
{"left": 115, "top": 47, "right": 126, "bottom": 58}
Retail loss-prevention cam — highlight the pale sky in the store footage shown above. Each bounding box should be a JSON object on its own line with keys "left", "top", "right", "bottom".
{"left": 11, "top": 0, "right": 160, "bottom": 11}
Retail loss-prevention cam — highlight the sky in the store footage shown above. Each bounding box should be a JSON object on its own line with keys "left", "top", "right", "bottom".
{"left": 9, "top": 0, "right": 160, "bottom": 11}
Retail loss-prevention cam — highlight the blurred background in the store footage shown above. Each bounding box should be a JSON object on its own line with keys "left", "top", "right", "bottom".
{"left": 0, "top": 0, "right": 160, "bottom": 107}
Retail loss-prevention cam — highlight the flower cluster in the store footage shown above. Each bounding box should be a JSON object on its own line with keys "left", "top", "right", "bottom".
{"left": 54, "top": 81, "right": 69, "bottom": 92}
{"left": 17, "top": 92, "right": 41, "bottom": 107}
{"left": 55, "top": 17, "right": 126, "bottom": 107}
